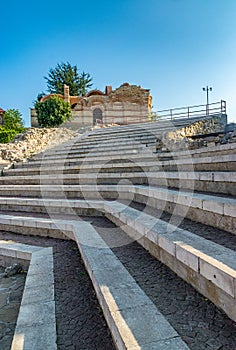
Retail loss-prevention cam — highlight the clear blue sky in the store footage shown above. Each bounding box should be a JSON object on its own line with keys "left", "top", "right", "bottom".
{"left": 1, "top": 0, "right": 236, "bottom": 126}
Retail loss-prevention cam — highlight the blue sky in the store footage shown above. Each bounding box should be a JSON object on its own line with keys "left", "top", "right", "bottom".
{"left": 1, "top": 0, "right": 236, "bottom": 126}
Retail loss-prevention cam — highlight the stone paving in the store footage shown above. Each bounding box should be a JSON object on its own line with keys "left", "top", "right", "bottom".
{"left": 0, "top": 266, "right": 26, "bottom": 350}
{"left": 0, "top": 231, "right": 115, "bottom": 350}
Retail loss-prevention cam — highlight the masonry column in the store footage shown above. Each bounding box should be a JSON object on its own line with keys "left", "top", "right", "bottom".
{"left": 64, "top": 84, "right": 70, "bottom": 103}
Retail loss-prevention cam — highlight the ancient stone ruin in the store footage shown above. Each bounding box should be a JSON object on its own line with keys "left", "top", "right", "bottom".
{"left": 31, "top": 83, "right": 152, "bottom": 128}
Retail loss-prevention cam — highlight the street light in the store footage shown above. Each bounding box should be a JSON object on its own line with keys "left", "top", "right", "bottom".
{"left": 202, "top": 86, "right": 212, "bottom": 115}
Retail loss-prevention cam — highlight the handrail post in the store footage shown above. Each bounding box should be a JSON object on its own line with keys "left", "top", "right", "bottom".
{"left": 170, "top": 109, "right": 173, "bottom": 120}
{"left": 187, "top": 106, "right": 190, "bottom": 118}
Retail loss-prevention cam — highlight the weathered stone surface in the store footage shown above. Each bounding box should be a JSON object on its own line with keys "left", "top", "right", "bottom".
{"left": 0, "top": 127, "right": 77, "bottom": 163}
{"left": 156, "top": 116, "right": 232, "bottom": 151}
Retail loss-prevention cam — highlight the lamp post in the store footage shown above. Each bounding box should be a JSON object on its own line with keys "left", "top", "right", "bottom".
{"left": 202, "top": 86, "right": 212, "bottom": 116}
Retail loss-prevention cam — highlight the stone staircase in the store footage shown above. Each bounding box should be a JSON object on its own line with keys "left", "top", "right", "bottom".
{"left": 0, "top": 118, "right": 235, "bottom": 349}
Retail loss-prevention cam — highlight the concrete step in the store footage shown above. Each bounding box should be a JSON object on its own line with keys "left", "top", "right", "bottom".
{"left": 156, "top": 142, "right": 236, "bottom": 160}
{"left": 0, "top": 204, "right": 235, "bottom": 324}
{"left": 102, "top": 201, "right": 236, "bottom": 323}
{"left": 5, "top": 153, "right": 236, "bottom": 176}
{"left": 0, "top": 242, "right": 57, "bottom": 350}
{"left": 64, "top": 135, "right": 157, "bottom": 148}
{"left": 0, "top": 185, "right": 235, "bottom": 233}
{"left": 0, "top": 197, "right": 103, "bottom": 216}
{"left": 87, "top": 117, "right": 209, "bottom": 137}
{"left": 3, "top": 161, "right": 159, "bottom": 176}
{"left": 0, "top": 213, "right": 191, "bottom": 349}
{"left": 0, "top": 171, "right": 235, "bottom": 196}
{"left": 18, "top": 152, "right": 156, "bottom": 168}
{"left": 20, "top": 147, "right": 153, "bottom": 166}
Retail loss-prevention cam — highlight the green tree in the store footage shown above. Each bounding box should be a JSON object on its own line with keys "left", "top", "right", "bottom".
{"left": 2, "top": 109, "right": 25, "bottom": 131}
{"left": 79, "top": 71, "right": 93, "bottom": 96}
{"left": 35, "top": 95, "right": 72, "bottom": 127}
{"left": 44, "top": 62, "right": 93, "bottom": 96}
{"left": 36, "top": 92, "right": 46, "bottom": 101}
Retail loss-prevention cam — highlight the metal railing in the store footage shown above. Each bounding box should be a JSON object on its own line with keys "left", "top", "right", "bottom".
{"left": 95, "top": 100, "right": 227, "bottom": 126}
{"left": 152, "top": 100, "right": 226, "bottom": 121}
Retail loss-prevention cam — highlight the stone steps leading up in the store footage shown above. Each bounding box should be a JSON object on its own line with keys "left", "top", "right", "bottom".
{"left": 87, "top": 117, "right": 212, "bottom": 136}
{"left": 0, "top": 184, "right": 235, "bottom": 233}
{"left": 0, "top": 118, "right": 235, "bottom": 345}
{"left": 4, "top": 153, "right": 236, "bottom": 177}
{"left": 0, "top": 171, "right": 235, "bottom": 196}
{"left": 17, "top": 142, "right": 236, "bottom": 170}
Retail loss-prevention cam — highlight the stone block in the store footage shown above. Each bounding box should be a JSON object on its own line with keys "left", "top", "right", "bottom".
{"left": 16, "top": 301, "right": 55, "bottom": 327}
{"left": 175, "top": 243, "right": 199, "bottom": 272}
{"left": 130, "top": 337, "right": 190, "bottom": 350}
{"left": 110, "top": 304, "right": 178, "bottom": 348}
{"left": 199, "top": 256, "right": 236, "bottom": 297}
{"left": 21, "top": 283, "right": 54, "bottom": 305}
{"left": 202, "top": 199, "right": 224, "bottom": 215}
{"left": 11, "top": 322, "right": 57, "bottom": 350}
{"left": 158, "top": 235, "right": 175, "bottom": 256}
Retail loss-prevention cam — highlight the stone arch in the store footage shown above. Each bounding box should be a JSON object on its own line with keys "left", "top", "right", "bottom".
{"left": 86, "top": 90, "right": 105, "bottom": 97}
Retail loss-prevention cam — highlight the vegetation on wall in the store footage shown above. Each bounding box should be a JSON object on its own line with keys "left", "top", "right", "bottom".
{"left": 34, "top": 95, "right": 72, "bottom": 127}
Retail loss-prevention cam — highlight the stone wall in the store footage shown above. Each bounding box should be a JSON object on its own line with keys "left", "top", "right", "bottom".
{"left": 156, "top": 116, "right": 234, "bottom": 152}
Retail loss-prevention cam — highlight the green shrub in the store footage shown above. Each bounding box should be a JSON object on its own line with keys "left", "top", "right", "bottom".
{"left": 2, "top": 109, "right": 25, "bottom": 132}
{"left": 35, "top": 95, "right": 72, "bottom": 127}
{"left": 0, "top": 129, "right": 18, "bottom": 143}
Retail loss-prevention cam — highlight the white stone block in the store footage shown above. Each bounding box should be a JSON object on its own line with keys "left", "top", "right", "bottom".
{"left": 199, "top": 256, "right": 236, "bottom": 297}
{"left": 175, "top": 243, "right": 199, "bottom": 272}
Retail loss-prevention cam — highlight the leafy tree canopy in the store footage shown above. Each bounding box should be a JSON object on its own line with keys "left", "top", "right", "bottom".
{"left": 3, "top": 109, "right": 25, "bottom": 131}
{"left": 34, "top": 95, "right": 72, "bottom": 127}
{"left": 44, "top": 62, "right": 93, "bottom": 96}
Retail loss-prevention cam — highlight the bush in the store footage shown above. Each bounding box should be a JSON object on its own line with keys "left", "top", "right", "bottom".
{"left": 2, "top": 109, "right": 25, "bottom": 132}
{"left": 0, "top": 129, "right": 19, "bottom": 143}
{"left": 35, "top": 95, "right": 72, "bottom": 127}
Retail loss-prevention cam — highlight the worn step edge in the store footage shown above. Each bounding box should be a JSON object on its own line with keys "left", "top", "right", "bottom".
{"left": 72, "top": 221, "right": 190, "bottom": 350}
{"left": 0, "top": 242, "right": 56, "bottom": 350}
{"left": 103, "top": 201, "right": 236, "bottom": 322}
{"left": 5, "top": 154, "right": 236, "bottom": 176}
{"left": 0, "top": 185, "right": 235, "bottom": 219}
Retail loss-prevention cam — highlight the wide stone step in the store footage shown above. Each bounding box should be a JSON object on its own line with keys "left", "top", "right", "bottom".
{"left": 0, "top": 185, "right": 234, "bottom": 233}
{"left": 0, "top": 197, "right": 103, "bottom": 216}
{"left": 0, "top": 213, "right": 191, "bottom": 349}
{"left": 87, "top": 117, "right": 207, "bottom": 137}
{"left": 0, "top": 205, "right": 235, "bottom": 324}
{"left": 156, "top": 142, "right": 236, "bottom": 160}
{"left": 61, "top": 135, "right": 157, "bottom": 148}
{"left": 158, "top": 154, "right": 236, "bottom": 172}
{"left": 5, "top": 153, "right": 236, "bottom": 176}
{"left": 102, "top": 201, "right": 236, "bottom": 323}
{"left": 18, "top": 152, "right": 155, "bottom": 168}
{"left": 3, "top": 162, "right": 159, "bottom": 176}
{"left": 18, "top": 149, "right": 153, "bottom": 168}
{"left": 0, "top": 171, "right": 235, "bottom": 196}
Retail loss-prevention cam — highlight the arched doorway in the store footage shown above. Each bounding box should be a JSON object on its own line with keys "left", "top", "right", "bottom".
{"left": 93, "top": 108, "right": 103, "bottom": 125}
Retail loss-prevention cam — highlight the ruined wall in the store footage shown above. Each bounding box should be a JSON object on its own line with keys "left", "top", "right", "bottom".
{"left": 31, "top": 83, "right": 152, "bottom": 127}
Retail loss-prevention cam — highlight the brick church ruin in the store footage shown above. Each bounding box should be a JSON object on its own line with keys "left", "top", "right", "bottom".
{"left": 31, "top": 83, "right": 152, "bottom": 127}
